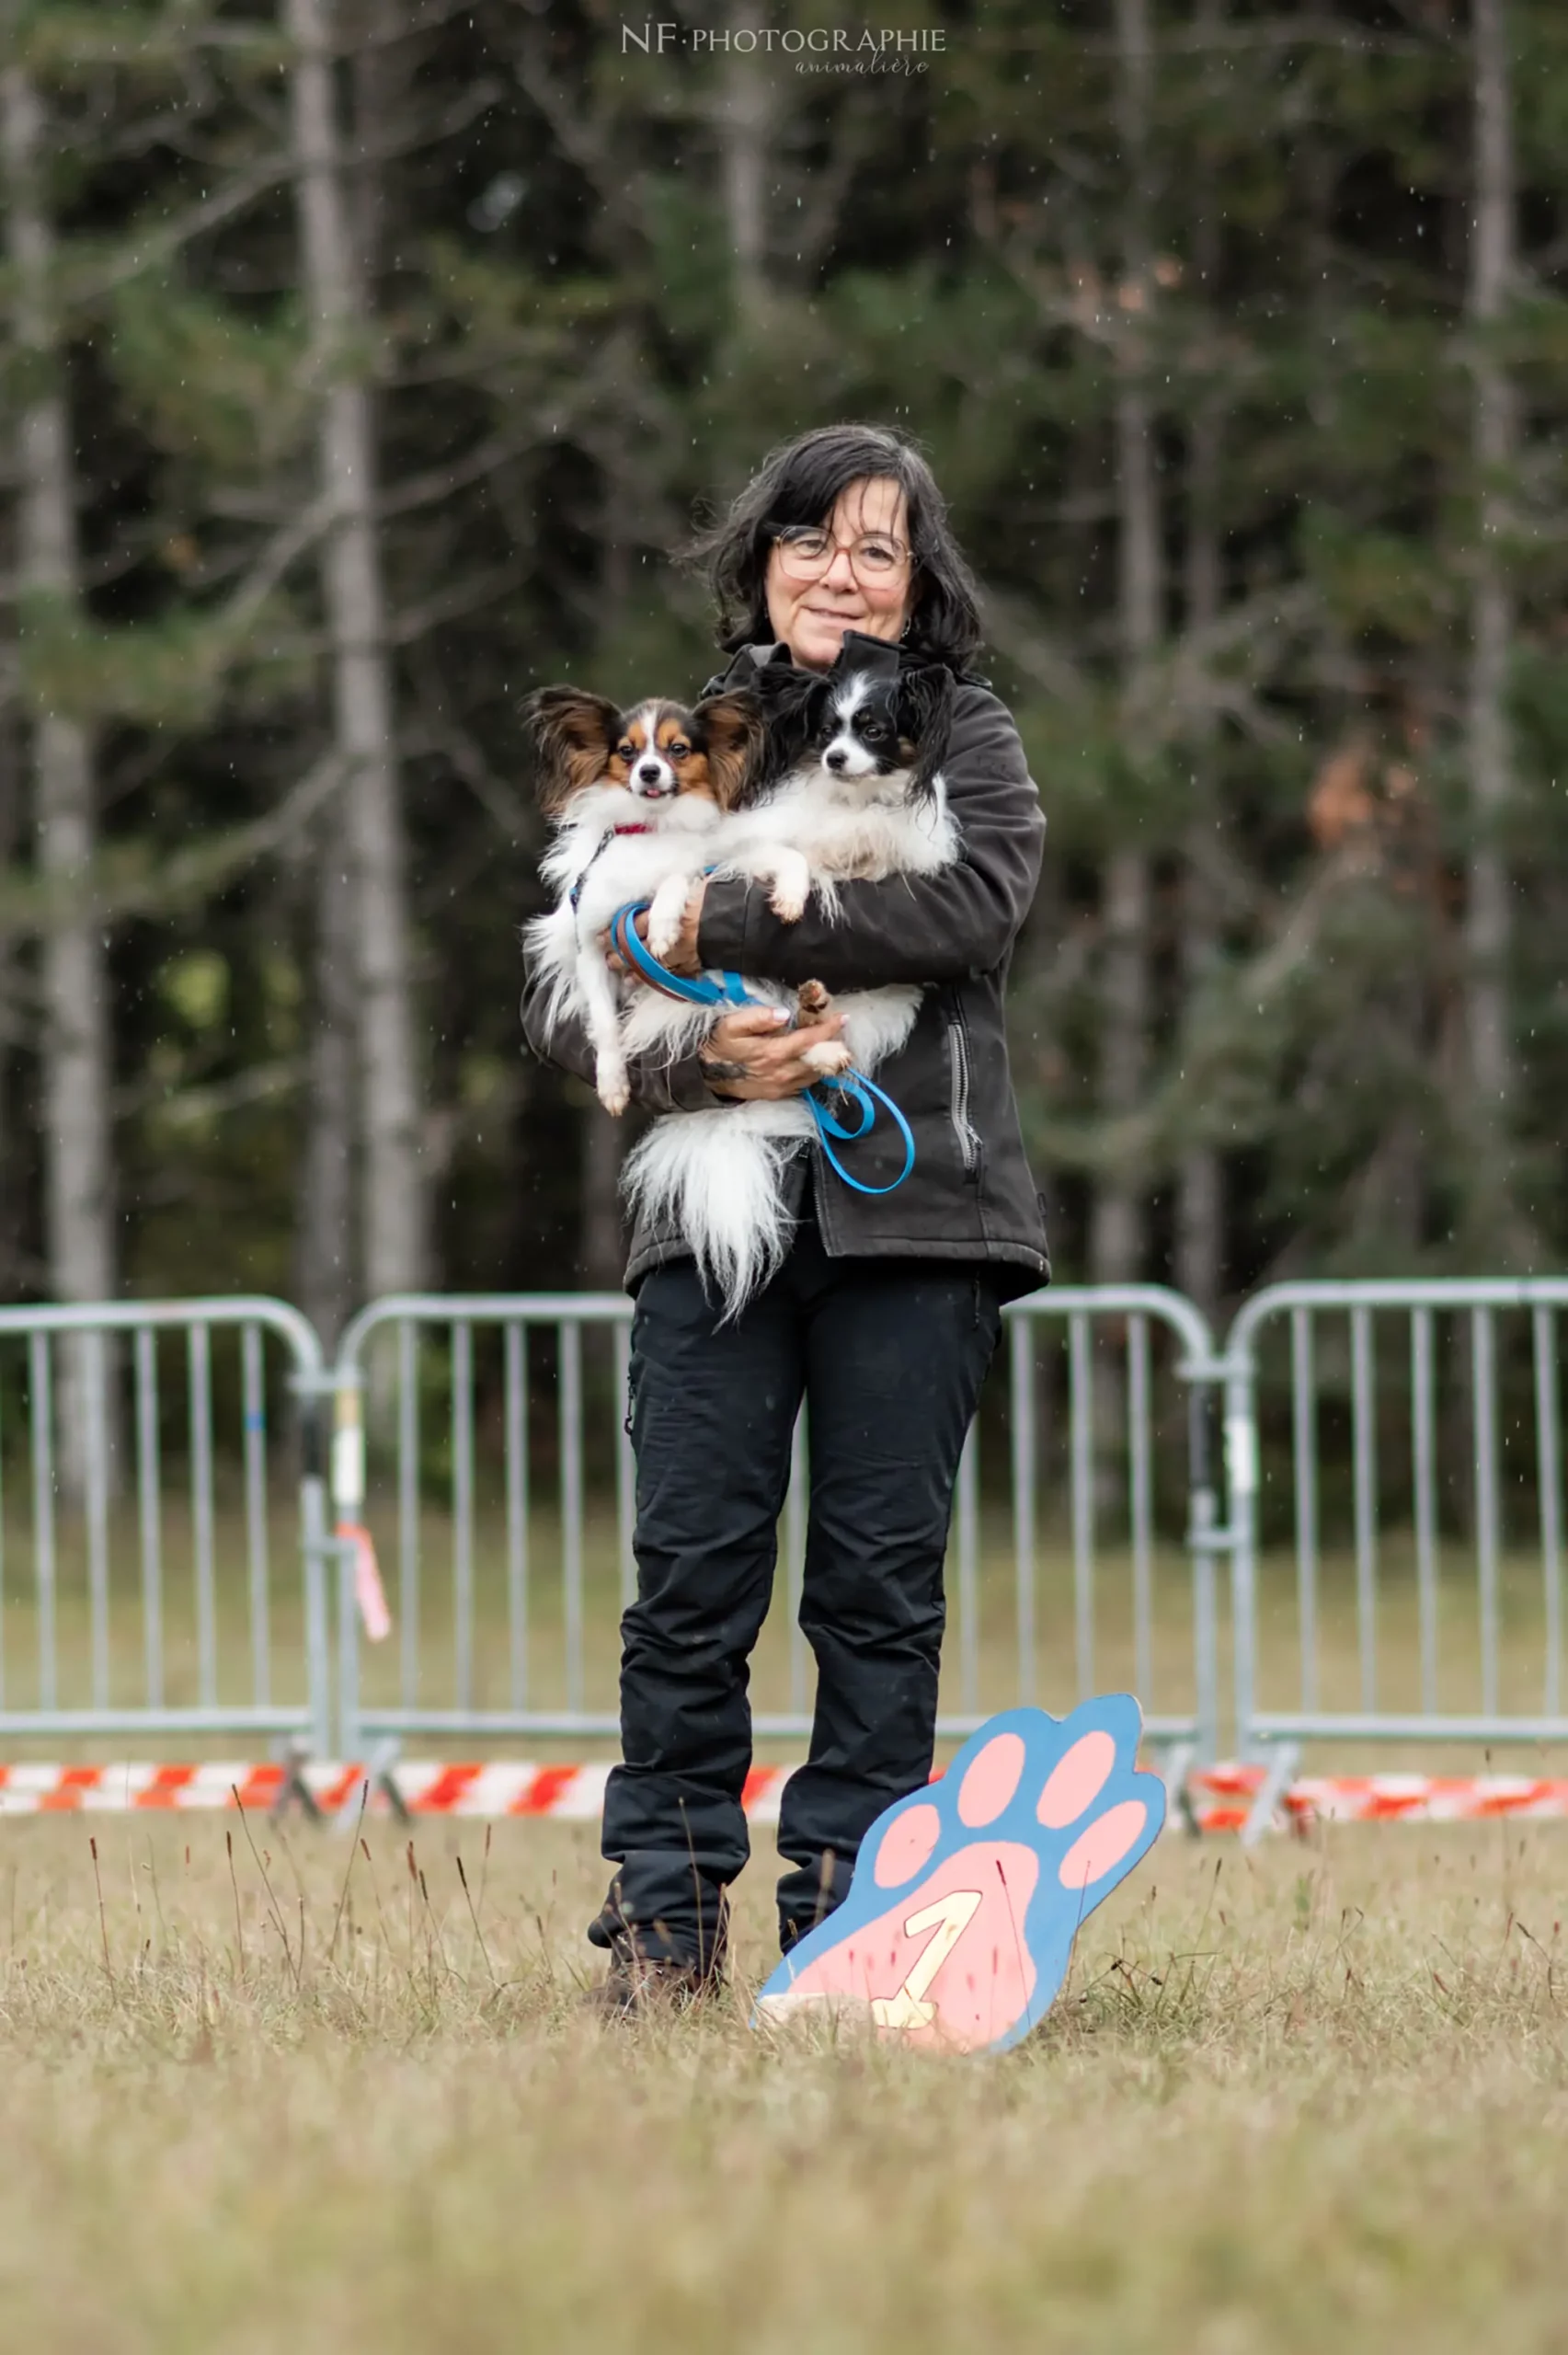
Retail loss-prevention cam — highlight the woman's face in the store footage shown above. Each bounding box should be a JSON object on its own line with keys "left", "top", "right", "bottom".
{"left": 763, "top": 475, "right": 915, "bottom": 672}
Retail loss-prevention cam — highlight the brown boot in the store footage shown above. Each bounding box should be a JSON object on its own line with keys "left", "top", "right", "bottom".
{"left": 582, "top": 1946, "right": 720, "bottom": 2021}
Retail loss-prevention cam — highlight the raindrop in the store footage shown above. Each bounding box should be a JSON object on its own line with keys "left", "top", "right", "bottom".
{"left": 469, "top": 172, "right": 527, "bottom": 233}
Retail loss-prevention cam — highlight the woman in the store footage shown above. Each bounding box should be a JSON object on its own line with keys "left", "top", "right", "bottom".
{"left": 521, "top": 422, "right": 1049, "bottom": 2010}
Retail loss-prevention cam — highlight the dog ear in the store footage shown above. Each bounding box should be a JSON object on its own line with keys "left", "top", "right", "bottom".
{"left": 831, "top": 630, "right": 903, "bottom": 688}
{"left": 898, "top": 664, "right": 956, "bottom": 800}
{"left": 754, "top": 674, "right": 827, "bottom": 792}
{"left": 694, "top": 689, "right": 767, "bottom": 810}
{"left": 748, "top": 654, "right": 809, "bottom": 713}
{"left": 523, "top": 686, "right": 624, "bottom": 815}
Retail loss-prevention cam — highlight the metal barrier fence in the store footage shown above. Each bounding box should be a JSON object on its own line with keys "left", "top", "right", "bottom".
{"left": 1225, "top": 1278, "right": 1568, "bottom": 1833}
{"left": 329, "top": 1286, "right": 1220, "bottom": 1772}
{"left": 0, "top": 1301, "right": 332, "bottom": 1752}
{"left": 6, "top": 1273, "right": 1563, "bottom": 1797}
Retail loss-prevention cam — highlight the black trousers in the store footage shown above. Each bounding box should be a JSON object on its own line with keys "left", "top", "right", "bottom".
{"left": 590, "top": 1205, "right": 1003, "bottom": 1969}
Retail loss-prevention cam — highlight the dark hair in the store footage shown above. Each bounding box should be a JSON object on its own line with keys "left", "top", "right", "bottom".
{"left": 685, "top": 423, "right": 985, "bottom": 676}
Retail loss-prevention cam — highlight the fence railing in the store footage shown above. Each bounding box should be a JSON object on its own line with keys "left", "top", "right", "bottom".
{"left": 2, "top": 1274, "right": 1564, "bottom": 1807}
{"left": 330, "top": 1293, "right": 634, "bottom": 1751}
{"left": 328, "top": 1286, "right": 1220, "bottom": 1773}
{"left": 1224, "top": 1278, "right": 1568, "bottom": 1832}
{"left": 0, "top": 1300, "right": 332, "bottom": 1752}
{"left": 1001, "top": 1287, "right": 1219, "bottom": 1773}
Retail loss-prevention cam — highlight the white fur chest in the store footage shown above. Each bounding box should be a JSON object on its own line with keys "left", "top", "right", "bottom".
{"left": 544, "top": 788, "right": 727, "bottom": 934}
{"left": 723, "top": 766, "right": 956, "bottom": 903}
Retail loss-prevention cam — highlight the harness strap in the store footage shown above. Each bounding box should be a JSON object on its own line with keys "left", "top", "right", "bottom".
{"left": 568, "top": 823, "right": 655, "bottom": 913}
{"left": 607, "top": 898, "right": 915, "bottom": 1198}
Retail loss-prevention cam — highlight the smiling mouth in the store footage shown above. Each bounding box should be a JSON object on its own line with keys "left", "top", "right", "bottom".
{"left": 634, "top": 780, "right": 676, "bottom": 798}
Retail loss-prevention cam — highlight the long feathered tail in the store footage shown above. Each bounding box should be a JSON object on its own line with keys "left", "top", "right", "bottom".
{"left": 621, "top": 1106, "right": 811, "bottom": 1319}
{"left": 521, "top": 905, "right": 582, "bottom": 1042}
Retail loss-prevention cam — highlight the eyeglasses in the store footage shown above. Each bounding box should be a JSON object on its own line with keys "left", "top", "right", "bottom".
{"left": 769, "top": 523, "right": 912, "bottom": 588}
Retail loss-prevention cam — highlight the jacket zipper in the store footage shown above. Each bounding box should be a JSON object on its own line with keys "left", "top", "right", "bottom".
{"left": 946, "top": 997, "right": 983, "bottom": 1177}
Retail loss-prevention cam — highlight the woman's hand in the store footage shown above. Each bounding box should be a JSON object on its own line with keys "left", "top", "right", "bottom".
{"left": 700, "top": 1004, "right": 845, "bottom": 1100}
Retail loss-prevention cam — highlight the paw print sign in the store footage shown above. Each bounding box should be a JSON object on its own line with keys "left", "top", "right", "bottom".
{"left": 754, "top": 1698, "right": 1165, "bottom": 2054}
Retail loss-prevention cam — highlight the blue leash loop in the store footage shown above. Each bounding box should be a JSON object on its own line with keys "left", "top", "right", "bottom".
{"left": 608, "top": 898, "right": 915, "bottom": 1197}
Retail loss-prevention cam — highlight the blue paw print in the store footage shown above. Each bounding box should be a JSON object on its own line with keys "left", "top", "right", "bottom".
{"left": 754, "top": 1697, "right": 1165, "bottom": 2054}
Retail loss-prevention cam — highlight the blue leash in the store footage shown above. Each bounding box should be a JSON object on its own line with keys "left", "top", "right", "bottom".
{"left": 608, "top": 899, "right": 915, "bottom": 1197}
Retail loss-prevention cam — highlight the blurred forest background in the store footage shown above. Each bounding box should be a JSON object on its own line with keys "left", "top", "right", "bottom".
{"left": 1, "top": 0, "right": 1564, "bottom": 1347}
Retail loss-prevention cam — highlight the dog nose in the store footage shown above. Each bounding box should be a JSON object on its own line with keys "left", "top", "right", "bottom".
{"left": 636, "top": 760, "right": 664, "bottom": 784}
{"left": 825, "top": 748, "right": 848, "bottom": 772}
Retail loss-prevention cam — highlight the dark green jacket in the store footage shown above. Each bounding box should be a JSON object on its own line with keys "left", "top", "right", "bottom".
{"left": 520, "top": 639, "right": 1051, "bottom": 1300}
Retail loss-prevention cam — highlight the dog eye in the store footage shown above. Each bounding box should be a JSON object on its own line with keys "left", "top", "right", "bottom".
{"left": 616, "top": 741, "right": 635, "bottom": 761}
{"left": 668, "top": 741, "right": 690, "bottom": 759}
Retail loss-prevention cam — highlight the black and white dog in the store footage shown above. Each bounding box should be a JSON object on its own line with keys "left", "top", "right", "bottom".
{"left": 621, "top": 638, "right": 958, "bottom": 1315}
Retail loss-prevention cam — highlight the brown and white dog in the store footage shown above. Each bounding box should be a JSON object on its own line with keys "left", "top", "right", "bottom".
{"left": 523, "top": 687, "right": 760, "bottom": 1114}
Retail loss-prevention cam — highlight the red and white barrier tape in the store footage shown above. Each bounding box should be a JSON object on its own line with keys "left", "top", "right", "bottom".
{"left": 1, "top": 1760, "right": 1566, "bottom": 1826}
{"left": 1186, "top": 1764, "right": 1568, "bottom": 1832}
{"left": 0, "top": 1760, "right": 793, "bottom": 1820}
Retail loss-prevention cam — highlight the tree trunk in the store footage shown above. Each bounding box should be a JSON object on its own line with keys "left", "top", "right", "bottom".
{"left": 0, "top": 710, "right": 20, "bottom": 1294}
{"left": 574, "top": 420, "right": 636, "bottom": 1294}
{"left": 287, "top": 0, "right": 424, "bottom": 1299}
{"left": 716, "top": 0, "right": 771, "bottom": 329}
{"left": 1091, "top": 0, "right": 1158, "bottom": 1292}
{"left": 1176, "top": 395, "right": 1225, "bottom": 1316}
{"left": 1175, "top": 40, "right": 1225, "bottom": 1319}
{"left": 294, "top": 792, "right": 358, "bottom": 1348}
{"left": 1465, "top": 0, "right": 1516, "bottom": 1188}
{"left": 3, "top": 63, "right": 116, "bottom": 1491}
{"left": 349, "top": 0, "right": 398, "bottom": 292}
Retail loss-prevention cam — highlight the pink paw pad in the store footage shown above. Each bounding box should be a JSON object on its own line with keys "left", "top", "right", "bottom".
{"left": 1059, "top": 1800, "right": 1149, "bottom": 1890}
{"left": 957, "top": 1731, "right": 1026, "bottom": 1826}
{"left": 1036, "top": 1729, "right": 1116, "bottom": 1827}
{"left": 874, "top": 1801, "right": 942, "bottom": 1889}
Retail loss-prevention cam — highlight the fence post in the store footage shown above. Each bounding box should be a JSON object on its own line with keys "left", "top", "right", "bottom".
{"left": 301, "top": 1465, "right": 333, "bottom": 1762}
{"left": 287, "top": 1359, "right": 337, "bottom": 1762}
{"left": 332, "top": 1371, "right": 365, "bottom": 1760}
{"left": 1184, "top": 1374, "right": 1220, "bottom": 1766}
{"left": 1225, "top": 1344, "right": 1259, "bottom": 1759}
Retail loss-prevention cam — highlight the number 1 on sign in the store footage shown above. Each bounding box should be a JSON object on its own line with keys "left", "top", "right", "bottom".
{"left": 870, "top": 1889, "right": 983, "bottom": 2030}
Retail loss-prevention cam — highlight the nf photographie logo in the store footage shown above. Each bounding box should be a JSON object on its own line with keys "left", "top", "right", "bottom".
{"left": 621, "top": 22, "right": 946, "bottom": 73}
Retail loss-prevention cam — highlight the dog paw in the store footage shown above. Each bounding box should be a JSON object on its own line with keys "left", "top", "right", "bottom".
{"left": 801, "top": 1042, "right": 853, "bottom": 1075}
{"left": 795, "top": 979, "right": 831, "bottom": 1022}
{"left": 597, "top": 1065, "right": 630, "bottom": 1117}
{"left": 761, "top": 854, "right": 811, "bottom": 925}
{"left": 753, "top": 1698, "right": 1164, "bottom": 2054}
{"left": 645, "top": 877, "right": 700, "bottom": 962}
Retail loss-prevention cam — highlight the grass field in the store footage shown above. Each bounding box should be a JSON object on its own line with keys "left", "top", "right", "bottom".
{"left": 2, "top": 1808, "right": 1566, "bottom": 2351}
